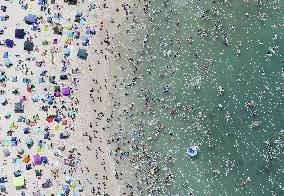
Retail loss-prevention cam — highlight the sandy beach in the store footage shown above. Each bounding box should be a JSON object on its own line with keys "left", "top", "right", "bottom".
{"left": 0, "top": 0, "right": 134, "bottom": 195}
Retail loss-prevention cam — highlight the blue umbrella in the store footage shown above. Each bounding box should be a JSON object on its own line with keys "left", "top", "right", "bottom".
{"left": 63, "top": 48, "right": 70, "bottom": 56}
{"left": 3, "top": 58, "right": 12, "bottom": 66}
{"left": 3, "top": 52, "right": 8, "bottom": 58}
{"left": 26, "top": 138, "right": 33, "bottom": 146}
{"left": 63, "top": 184, "right": 70, "bottom": 192}
{"left": 23, "top": 128, "right": 29, "bottom": 134}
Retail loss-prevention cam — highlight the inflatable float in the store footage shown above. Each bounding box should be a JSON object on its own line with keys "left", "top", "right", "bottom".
{"left": 186, "top": 146, "right": 199, "bottom": 157}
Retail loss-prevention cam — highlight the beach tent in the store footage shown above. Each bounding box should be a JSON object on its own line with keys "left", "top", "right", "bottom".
{"left": 24, "top": 40, "right": 34, "bottom": 52}
{"left": 77, "top": 49, "right": 87, "bottom": 60}
{"left": 15, "top": 29, "right": 25, "bottom": 39}
{"left": 34, "top": 154, "right": 41, "bottom": 165}
{"left": 4, "top": 39, "right": 14, "bottom": 48}
{"left": 24, "top": 14, "right": 37, "bottom": 24}
{"left": 14, "top": 102, "right": 24, "bottom": 113}
{"left": 13, "top": 176, "right": 25, "bottom": 188}
{"left": 26, "top": 164, "right": 32, "bottom": 170}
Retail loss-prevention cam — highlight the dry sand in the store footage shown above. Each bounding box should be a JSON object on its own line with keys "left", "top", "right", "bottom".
{"left": 0, "top": 0, "right": 134, "bottom": 195}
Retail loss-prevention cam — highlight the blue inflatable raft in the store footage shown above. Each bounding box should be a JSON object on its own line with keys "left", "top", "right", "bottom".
{"left": 186, "top": 146, "right": 199, "bottom": 157}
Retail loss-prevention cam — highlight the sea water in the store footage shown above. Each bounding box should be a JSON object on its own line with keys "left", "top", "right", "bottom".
{"left": 107, "top": 0, "right": 284, "bottom": 195}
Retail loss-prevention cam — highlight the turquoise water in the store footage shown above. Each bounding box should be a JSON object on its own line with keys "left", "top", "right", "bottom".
{"left": 108, "top": 0, "right": 284, "bottom": 195}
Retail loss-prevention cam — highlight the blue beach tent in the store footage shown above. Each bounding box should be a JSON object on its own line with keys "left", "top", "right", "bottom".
{"left": 24, "top": 14, "right": 37, "bottom": 24}
{"left": 77, "top": 48, "right": 87, "bottom": 60}
{"left": 15, "top": 29, "right": 25, "bottom": 39}
{"left": 5, "top": 39, "right": 14, "bottom": 48}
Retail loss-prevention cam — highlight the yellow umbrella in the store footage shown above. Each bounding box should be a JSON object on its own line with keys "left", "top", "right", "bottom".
{"left": 43, "top": 25, "right": 49, "bottom": 31}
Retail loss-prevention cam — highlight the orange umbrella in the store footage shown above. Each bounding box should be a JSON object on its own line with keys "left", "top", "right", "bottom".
{"left": 22, "top": 155, "right": 30, "bottom": 163}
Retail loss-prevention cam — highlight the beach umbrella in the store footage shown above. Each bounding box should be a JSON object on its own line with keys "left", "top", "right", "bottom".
{"left": 8, "top": 122, "right": 14, "bottom": 129}
{"left": 76, "top": 184, "right": 83, "bottom": 192}
{"left": 17, "top": 116, "right": 24, "bottom": 122}
{"left": 51, "top": 168, "right": 59, "bottom": 175}
{"left": 63, "top": 47, "right": 70, "bottom": 56}
{"left": 65, "top": 176, "right": 71, "bottom": 183}
{"left": 3, "top": 51, "right": 8, "bottom": 58}
{"left": 26, "top": 138, "right": 33, "bottom": 147}
{"left": 23, "top": 128, "right": 29, "bottom": 134}
{"left": 14, "top": 170, "right": 21, "bottom": 177}
{"left": 63, "top": 184, "right": 70, "bottom": 192}
{"left": 38, "top": 140, "right": 43, "bottom": 147}
{"left": 3, "top": 112, "right": 11, "bottom": 119}
{"left": 0, "top": 183, "right": 5, "bottom": 191}
{"left": 81, "top": 36, "right": 89, "bottom": 46}
{"left": 41, "top": 156, "right": 48, "bottom": 164}
{"left": 44, "top": 132, "right": 49, "bottom": 139}
{"left": 2, "top": 140, "right": 9, "bottom": 147}
{"left": 0, "top": 98, "right": 7, "bottom": 105}
{"left": 3, "top": 149, "right": 10, "bottom": 157}
{"left": 33, "top": 154, "right": 41, "bottom": 165}
{"left": 3, "top": 58, "right": 12, "bottom": 67}
{"left": 54, "top": 116, "right": 62, "bottom": 123}
{"left": 65, "top": 23, "right": 72, "bottom": 30}
{"left": 70, "top": 181, "right": 76, "bottom": 188}
{"left": 22, "top": 155, "right": 30, "bottom": 163}
{"left": 35, "top": 170, "right": 42, "bottom": 177}
{"left": 62, "top": 87, "right": 70, "bottom": 96}
{"left": 17, "top": 148, "right": 24, "bottom": 155}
